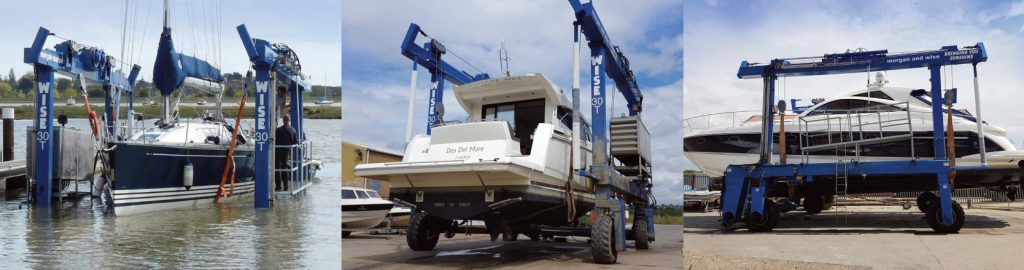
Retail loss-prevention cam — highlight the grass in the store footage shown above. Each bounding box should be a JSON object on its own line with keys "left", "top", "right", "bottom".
{"left": 653, "top": 215, "right": 683, "bottom": 225}
{"left": 2, "top": 104, "right": 341, "bottom": 120}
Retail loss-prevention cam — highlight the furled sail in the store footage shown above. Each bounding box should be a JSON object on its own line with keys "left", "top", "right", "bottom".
{"left": 152, "top": 26, "right": 224, "bottom": 97}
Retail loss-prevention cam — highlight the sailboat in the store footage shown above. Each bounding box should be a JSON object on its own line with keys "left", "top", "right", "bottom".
{"left": 105, "top": 0, "right": 256, "bottom": 215}
{"left": 314, "top": 72, "right": 334, "bottom": 105}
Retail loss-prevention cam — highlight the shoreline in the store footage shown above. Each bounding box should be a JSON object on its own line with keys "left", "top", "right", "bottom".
{"left": 0, "top": 104, "right": 341, "bottom": 120}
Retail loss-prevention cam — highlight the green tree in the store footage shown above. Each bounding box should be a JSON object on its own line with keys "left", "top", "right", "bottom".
{"left": 0, "top": 82, "right": 12, "bottom": 98}
{"left": 56, "top": 78, "right": 72, "bottom": 93}
{"left": 17, "top": 72, "right": 34, "bottom": 93}
{"left": 63, "top": 87, "right": 78, "bottom": 99}
{"left": 7, "top": 68, "right": 15, "bottom": 86}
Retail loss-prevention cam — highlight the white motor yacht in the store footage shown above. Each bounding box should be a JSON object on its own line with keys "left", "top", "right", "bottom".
{"left": 684, "top": 73, "right": 1024, "bottom": 191}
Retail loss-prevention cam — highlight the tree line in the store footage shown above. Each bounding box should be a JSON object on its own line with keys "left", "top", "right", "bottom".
{"left": 0, "top": 69, "right": 340, "bottom": 101}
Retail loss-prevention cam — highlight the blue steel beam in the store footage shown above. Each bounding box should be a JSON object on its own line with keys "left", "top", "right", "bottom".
{"left": 23, "top": 27, "right": 139, "bottom": 206}
{"left": 237, "top": 24, "right": 311, "bottom": 208}
{"left": 400, "top": 23, "right": 489, "bottom": 85}
{"left": 737, "top": 43, "right": 987, "bottom": 79}
{"left": 569, "top": 0, "right": 643, "bottom": 114}
{"left": 400, "top": 23, "right": 490, "bottom": 133}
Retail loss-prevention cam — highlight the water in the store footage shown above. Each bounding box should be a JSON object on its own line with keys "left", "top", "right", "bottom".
{"left": 0, "top": 118, "right": 341, "bottom": 269}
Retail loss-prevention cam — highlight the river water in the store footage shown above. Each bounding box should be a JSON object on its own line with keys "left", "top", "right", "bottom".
{"left": 0, "top": 118, "right": 341, "bottom": 269}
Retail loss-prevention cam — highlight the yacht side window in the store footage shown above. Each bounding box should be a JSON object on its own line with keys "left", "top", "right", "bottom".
{"left": 482, "top": 104, "right": 516, "bottom": 130}
{"left": 853, "top": 91, "right": 894, "bottom": 100}
{"left": 367, "top": 190, "right": 381, "bottom": 198}
{"left": 556, "top": 107, "right": 573, "bottom": 131}
{"left": 807, "top": 99, "right": 901, "bottom": 116}
{"left": 356, "top": 191, "right": 369, "bottom": 199}
{"left": 342, "top": 190, "right": 356, "bottom": 199}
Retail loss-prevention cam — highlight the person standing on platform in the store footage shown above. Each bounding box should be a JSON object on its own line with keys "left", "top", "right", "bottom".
{"left": 275, "top": 114, "right": 298, "bottom": 191}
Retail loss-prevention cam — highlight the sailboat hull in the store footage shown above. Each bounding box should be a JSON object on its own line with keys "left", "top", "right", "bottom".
{"left": 109, "top": 142, "right": 256, "bottom": 215}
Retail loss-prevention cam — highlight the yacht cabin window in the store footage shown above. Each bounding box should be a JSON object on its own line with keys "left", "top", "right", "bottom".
{"left": 806, "top": 99, "right": 902, "bottom": 116}
{"left": 481, "top": 98, "right": 545, "bottom": 155}
{"left": 342, "top": 189, "right": 356, "bottom": 199}
{"left": 853, "top": 90, "right": 894, "bottom": 100}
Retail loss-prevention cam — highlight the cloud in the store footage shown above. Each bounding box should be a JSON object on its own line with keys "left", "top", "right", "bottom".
{"left": 343, "top": 0, "right": 685, "bottom": 204}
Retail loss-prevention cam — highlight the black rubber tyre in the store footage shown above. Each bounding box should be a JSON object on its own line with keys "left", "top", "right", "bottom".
{"left": 917, "top": 191, "right": 938, "bottom": 213}
{"left": 803, "top": 194, "right": 824, "bottom": 214}
{"left": 591, "top": 214, "right": 617, "bottom": 264}
{"left": 925, "top": 200, "right": 965, "bottom": 234}
{"left": 748, "top": 199, "right": 780, "bottom": 232}
{"left": 407, "top": 213, "right": 441, "bottom": 251}
{"left": 633, "top": 217, "right": 650, "bottom": 250}
{"left": 502, "top": 231, "right": 518, "bottom": 241}
{"left": 342, "top": 231, "right": 351, "bottom": 238}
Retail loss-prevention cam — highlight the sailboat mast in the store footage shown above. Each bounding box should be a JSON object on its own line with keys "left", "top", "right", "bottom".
{"left": 163, "top": 0, "right": 169, "bottom": 29}
{"left": 160, "top": 0, "right": 172, "bottom": 125}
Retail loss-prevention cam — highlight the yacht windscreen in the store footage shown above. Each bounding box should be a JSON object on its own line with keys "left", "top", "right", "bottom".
{"left": 482, "top": 98, "right": 545, "bottom": 154}
{"left": 342, "top": 190, "right": 356, "bottom": 199}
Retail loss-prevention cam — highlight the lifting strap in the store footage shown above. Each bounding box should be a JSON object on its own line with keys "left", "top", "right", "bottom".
{"left": 215, "top": 91, "right": 248, "bottom": 203}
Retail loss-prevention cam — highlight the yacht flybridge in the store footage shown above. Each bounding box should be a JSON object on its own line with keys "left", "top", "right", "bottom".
{"left": 355, "top": 73, "right": 598, "bottom": 229}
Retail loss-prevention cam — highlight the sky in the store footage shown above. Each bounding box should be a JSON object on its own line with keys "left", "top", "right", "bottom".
{"left": 342, "top": 0, "right": 685, "bottom": 204}
{"left": 0, "top": 0, "right": 341, "bottom": 86}
{"left": 684, "top": 0, "right": 1024, "bottom": 170}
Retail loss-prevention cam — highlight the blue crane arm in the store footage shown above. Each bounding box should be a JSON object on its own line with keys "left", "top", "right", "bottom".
{"left": 24, "top": 27, "right": 141, "bottom": 90}
{"left": 237, "top": 24, "right": 311, "bottom": 91}
{"left": 569, "top": 0, "right": 643, "bottom": 113}
{"left": 738, "top": 43, "right": 987, "bottom": 79}
{"left": 400, "top": 23, "right": 489, "bottom": 85}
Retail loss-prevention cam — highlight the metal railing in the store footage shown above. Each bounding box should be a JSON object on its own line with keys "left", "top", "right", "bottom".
{"left": 798, "top": 102, "right": 914, "bottom": 162}
{"left": 273, "top": 140, "right": 317, "bottom": 194}
{"left": 683, "top": 110, "right": 762, "bottom": 135}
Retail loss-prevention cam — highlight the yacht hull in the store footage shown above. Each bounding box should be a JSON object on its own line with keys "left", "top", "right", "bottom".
{"left": 109, "top": 142, "right": 256, "bottom": 216}
{"left": 355, "top": 161, "right": 595, "bottom": 225}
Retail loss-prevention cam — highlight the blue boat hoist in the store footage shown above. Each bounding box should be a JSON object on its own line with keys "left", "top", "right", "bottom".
{"left": 721, "top": 43, "right": 989, "bottom": 233}
{"left": 237, "top": 25, "right": 314, "bottom": 208}
{"left": 23, "top": 27, "right": 140, "bottom": 206}
{"left": 396, "top": 0, "right": 656, "bottom": 264}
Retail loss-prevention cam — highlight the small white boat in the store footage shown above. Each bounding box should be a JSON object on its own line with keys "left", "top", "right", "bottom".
{"left": 379, "top": 205, "right": 411, "bottom": 228}
{"left": 342, "top": 186, "right": 393, "bottom": 237}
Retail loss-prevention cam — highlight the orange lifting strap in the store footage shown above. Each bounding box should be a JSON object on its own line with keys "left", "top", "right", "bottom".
{"left": 215, "top": 92, "right": 248, "bottom": 203}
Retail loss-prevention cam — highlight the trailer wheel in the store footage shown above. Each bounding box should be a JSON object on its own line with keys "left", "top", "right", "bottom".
{"left": 633, "top": 217, "right": 650, "bottom": 250}
{"left": 925, "top": 201, "right": 965, "bottom": 233}
{"left": 748, "top": 199, "right": 780, "bottom": 232}
{"left": 917, "top": 191, "right": 938, "bottom": 213}
{"left": 407, "top": 213, "right": 441, "bottom": 251}
{"left": 502, "top": 231, "right": 519, "bottom": 241}
{"left": 343, "top": 231, "right": 351, "bottom": 238}
{"left": 591, "top": 214, "right": 618, "bottom": 264}
{"left": 803, "top": 194, "right": 824, "bottom": 214}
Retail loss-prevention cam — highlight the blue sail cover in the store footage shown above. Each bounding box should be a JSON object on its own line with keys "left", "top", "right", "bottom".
{"left": 152, "top": 27, "right": 225, "bottom": 96}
